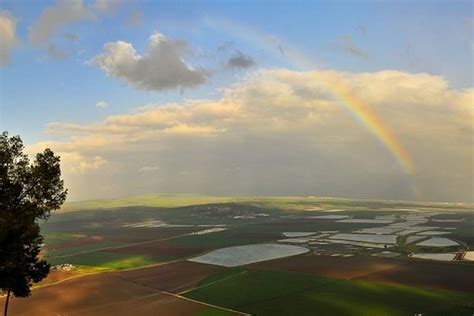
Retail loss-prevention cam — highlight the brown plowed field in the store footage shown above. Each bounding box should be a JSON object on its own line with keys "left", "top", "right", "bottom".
{"left": 108, "top": 240, "right": 211, "bottom": 258}
{"left": 252, "top": 255, "right": 474, "bottom": 292}
{"left": 115, "top": 261, "right": 225, "bottom": 293}
{"left": 0, "top": 261, "right": 228, "bottom": 316}
{"left": 101, "top": 227, "right": 202, "bottom": 243}
{"left": 34, "top": 270, "right": 80, "bottom": 287}
{"left": 45, "top": 235, "right": 104, "bottom": 251}
{"left": 356, "top": 260, "right": 474, "bottom": 292}
{"left": 45, "top": 227, "right": 202, "bottom": 252}
{"left": 76, "top": 294, "right": 212, "bottom": 316}
{"left": 251, "top": 255, "right": 404, "bottom": 279}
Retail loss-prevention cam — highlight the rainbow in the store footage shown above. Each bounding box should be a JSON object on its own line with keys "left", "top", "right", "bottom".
{"left": 326, "top": 83, "right": 415, "bottom": 174}
{"left": 204, "top": 17, "right": 420, "bottom": 196}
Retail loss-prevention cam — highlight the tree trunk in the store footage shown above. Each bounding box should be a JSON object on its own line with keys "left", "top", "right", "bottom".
{"left": 3, "top": 290, "right": 10, "bottom": 316}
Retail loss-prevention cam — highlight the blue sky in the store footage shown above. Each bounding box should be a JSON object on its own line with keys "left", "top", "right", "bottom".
{"left": 1, "top": 0, "right": 472, "bottom": 143}
{"left": 0, "top": 1, "right": 472, "bottom": 201}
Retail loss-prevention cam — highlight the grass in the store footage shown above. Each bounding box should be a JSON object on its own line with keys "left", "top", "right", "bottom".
{"left": 184, "top": 268, "right": 474, "bottom": 316}
{"left": 43, "top": 232, "right": 86, "bottom": 244}
{"left": 46, "top": 251, "right": 161, "bottom": 270}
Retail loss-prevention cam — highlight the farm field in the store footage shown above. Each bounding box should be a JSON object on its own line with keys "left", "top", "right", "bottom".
{"left": 0, "top": 263, "right": 238, "bottom": 316}
{"left": 184, "top": 269, "right": 474, "bottom": 316}
{"left": 252, "top": 255, "right": 474, "bottom": 293}
{"left": 4, "top": 195, "right": 473, "bottom": 315}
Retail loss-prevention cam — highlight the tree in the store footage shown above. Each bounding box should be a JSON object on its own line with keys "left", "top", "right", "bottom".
{"left": 0, "top": 132, "right": 67, "bottom": 316}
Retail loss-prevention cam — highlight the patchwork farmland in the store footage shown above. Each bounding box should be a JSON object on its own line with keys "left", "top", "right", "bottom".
{"left": 2, "top": 195, "right": 474, "bottom": 315}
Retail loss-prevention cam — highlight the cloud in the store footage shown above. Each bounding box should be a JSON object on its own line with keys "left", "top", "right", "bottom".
{"left": 30, "top": 69, "right": 473, "bottom": 202}
{"left": 96, "top": 100, "right": 108, "bottom": 109}
{"left": 227, "top": 50, "right": 255, "bottom": 69}
{"left": 29, "top": 0, "right": 92, "bottom": 46}
{"left": 59, "top": 152, "right": 109, "bottom": 174}
{"left": 216, "top": 42, "right": 255, "bottom": 69}
{"left": 91, "top": 32, "right": 207, "bottom": 91}
{"left": 0, "top": 11, "right": 18, "bottom": 66}
{"left": 337, "top": 35, "right": 368, "bottom": 58}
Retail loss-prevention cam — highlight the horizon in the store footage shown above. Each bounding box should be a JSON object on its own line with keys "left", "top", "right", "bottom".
{"left": 63, "top": 192, "right": 474, "bottom": 206}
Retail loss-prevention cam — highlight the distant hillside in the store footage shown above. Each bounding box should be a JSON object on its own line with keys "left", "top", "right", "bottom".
{"left": 61, "top": 194, "right": 474, "bottom": 213}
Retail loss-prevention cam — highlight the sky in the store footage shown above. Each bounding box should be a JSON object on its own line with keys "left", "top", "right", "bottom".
{"left": 0, "top": 0, "right": 473, "bottom": 202}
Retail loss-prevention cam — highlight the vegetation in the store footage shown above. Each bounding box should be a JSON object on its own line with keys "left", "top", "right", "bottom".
{"left": 62, "top": 193, "right": 474, "bottom": 213}
{"left": 1, "top": 192, "right": 473, "bottom": 314}
{"left": 185, "top": 269, "right": 474, "bottom": 316}
{"left": 46, "top": 252, "right": 160, "bottom": 271}
{"left": 0, "top": 132, "right": 67, "bottom": 316}
{"left": 193, "top": 308, "right": 238, "bottom": 316}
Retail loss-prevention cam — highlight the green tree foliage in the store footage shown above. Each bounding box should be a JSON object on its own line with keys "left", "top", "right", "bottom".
{"left": 0, "top": 132, "right": 67, "bottom": 315}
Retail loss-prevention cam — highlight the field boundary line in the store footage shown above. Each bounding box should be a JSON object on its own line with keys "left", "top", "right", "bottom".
{"left": 178, "top": 270, "right": 249, "bottom": 295}
{"left": 29, "top": 246, "right": 229, "bottom": 293}
{"left": 171, "top": 292, "right": 251, "bottom": 316}
{"left": 113, "top": 275, "right": 251, "bottom": 316}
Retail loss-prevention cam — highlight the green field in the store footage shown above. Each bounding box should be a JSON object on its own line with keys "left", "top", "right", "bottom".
{"left": 193, "top": 309, "right": 237, "bottom": 316}
{"left": 20, "top": 195, "right": 474, "bottom": 315}
{"left": 46, "top": 251, "right": 162, "bottom": 270}
{"left": 184, "top": 269, "right": 474, "bottom": 316}
{"left": 40, "top": 196, "right": 474, "bottom": 272}
{"left": 43, "top": 232, "right": 87, "bottom": 244}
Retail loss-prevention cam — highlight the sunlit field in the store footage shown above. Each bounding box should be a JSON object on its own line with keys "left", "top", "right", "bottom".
{"left": 1, "top": 196, "right": 472, "bottom": 315}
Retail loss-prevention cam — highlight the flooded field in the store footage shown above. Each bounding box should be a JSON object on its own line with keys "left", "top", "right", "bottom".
{"left": 416, "top": 238, "right": 459, "bottom": 247}
{"left": 282, "top": 232, "right": 317, "bottom": 237}
{"left": 329, "top": 233, "right": 398, "bottom": 244}
{"left": 188, "top": 243, "right": 309, "bottom": 267}
{"left": 411, "top": 253, "right": 457, "bottom": 261}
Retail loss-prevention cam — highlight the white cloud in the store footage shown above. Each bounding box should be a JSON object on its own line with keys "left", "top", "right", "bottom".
{"left": 30, "top": 69, "right": 473, "bottom": 202}
{"left": 91, "top": 32, "right": 207, "bottom": 91}
{"left": 0, "top": 11, "right": 18, "bottom": 65}
{"left": 56, "top": 152, "right": 109, "bottom": 175}
{"left": 29, "top": 0, "right": 91, "bottom": 46}
{"left": 96, "top": 100, "right": 108, "bottom": 109}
